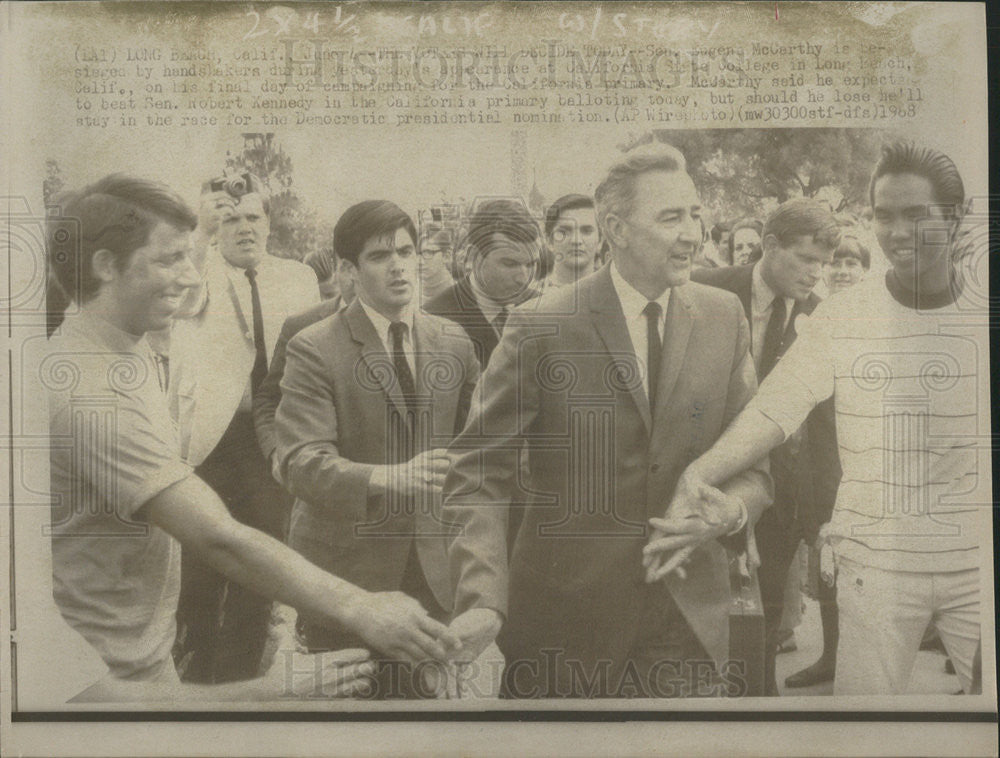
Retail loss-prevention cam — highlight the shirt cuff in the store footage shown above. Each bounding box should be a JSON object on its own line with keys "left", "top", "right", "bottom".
{"left": 726, "top": 496, "right": 749, "bottom": 536}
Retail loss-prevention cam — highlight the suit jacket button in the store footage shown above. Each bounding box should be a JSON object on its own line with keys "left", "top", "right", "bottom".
{"left": 650, "top": 463, "right": 660, "bottom": 473}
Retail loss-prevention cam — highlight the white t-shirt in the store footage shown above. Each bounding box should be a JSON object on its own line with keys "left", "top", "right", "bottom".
{"left": 747, "top": 273, "right": 986, "bottom": 572}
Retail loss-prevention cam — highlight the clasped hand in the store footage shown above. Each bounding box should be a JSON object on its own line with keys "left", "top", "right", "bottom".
{"left": 642, "top": 474, "right": 743, "bottom": 583}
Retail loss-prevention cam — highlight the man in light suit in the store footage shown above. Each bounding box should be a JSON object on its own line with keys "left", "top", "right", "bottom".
{"left": 274, "top": 201, "right": 482, "bottom": 698}
{"left": 692, "top": 198, "right": 843, "bottom": 695}
{"left": 442, "top": 143, "right": 772, "bottom": 698}
{"left": 168, "top": 173, "right": 320, "bottom": 683}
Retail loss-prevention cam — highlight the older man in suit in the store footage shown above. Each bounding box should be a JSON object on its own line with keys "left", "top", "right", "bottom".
{"left": 274, "top": 201, "right": 483, "bottom": 698}
{"left": 168, "top": 174, "right": 320, "bottom": 683}
{"left": 442, "top": 143, "right": 772, "bottom": 699}
{"left": 691, "top": 198, "right": 843, "bottom": 695}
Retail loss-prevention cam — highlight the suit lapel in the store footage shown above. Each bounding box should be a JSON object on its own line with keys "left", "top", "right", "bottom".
{"left": 653, "top": 285, "right": 694, "bottom": 419}
{"left": 733, "top": 265, "right": 754, "bottom": 324}
{"left": 589, "top": 267, "right": 651, "bottom": 434}
{"left": 345, "top": 300, "right": 408, "bottom": 415}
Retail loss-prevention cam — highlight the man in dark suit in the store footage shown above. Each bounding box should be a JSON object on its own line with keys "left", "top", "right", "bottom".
{"left": 423, "top": 199, "right": 541, "bottom": 370}
{"left": 441, "top": 143, "right": 772, "bottom": 699}
{"left": 273, "top": 200, "right": 482, "bottom": 698}
{"left": 253, "top": 250, "right": 355, "bottom": 466}
{"left": 691, "top": 197, "right": 842, "bottom": 695}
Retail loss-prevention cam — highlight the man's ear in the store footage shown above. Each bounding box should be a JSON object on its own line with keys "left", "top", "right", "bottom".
{"left": 91, "top": 248, "right": 119, "bottom": 285}
{"left": 761, "top": 233, "right": 780, "bottom": 257}
{"left": 603, "top": 213, "right": 627, "bottom": 250}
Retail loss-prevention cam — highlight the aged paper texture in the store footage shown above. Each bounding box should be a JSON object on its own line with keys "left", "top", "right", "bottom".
{"left": 1, "top": 1, "right": 995, "bottom": 756}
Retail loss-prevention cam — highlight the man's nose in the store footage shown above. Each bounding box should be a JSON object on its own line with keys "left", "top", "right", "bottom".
{"left": 176, "top": 255, "right": 201, "bottom": 288}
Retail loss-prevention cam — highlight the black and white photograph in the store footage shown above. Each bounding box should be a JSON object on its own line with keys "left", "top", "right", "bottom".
{"left": 1, "top": 1, "right": 995, "bottom": 756}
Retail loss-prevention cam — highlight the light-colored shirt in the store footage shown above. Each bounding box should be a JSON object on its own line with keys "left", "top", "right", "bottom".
{"left": 47, "top": 308, "right": 192, "bottom": 680}
{"left": 608, "top": 261, "right": 671, "bottom": 399}
{"left": 750, "top": 263, "right": 795, "bottom": 372}
{"left": 747, "top": 274, "right": 986, "bottom": 573}
{"left": 358, "top": 297, "right": 415, "bottom": 375}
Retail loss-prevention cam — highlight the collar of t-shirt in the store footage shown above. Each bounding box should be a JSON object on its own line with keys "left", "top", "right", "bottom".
{"left": 70, "top": 306, "right": 167, "bottom": 392}
{"left": 358, "top": 297, "right": 415, "bottom": 372}
{"left": 608, "top": 261, "right": 670, "bottom": 381}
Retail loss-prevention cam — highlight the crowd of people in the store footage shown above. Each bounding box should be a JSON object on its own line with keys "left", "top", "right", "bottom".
{"left": 43, "top": 137, "right": 983, "bottom": 701}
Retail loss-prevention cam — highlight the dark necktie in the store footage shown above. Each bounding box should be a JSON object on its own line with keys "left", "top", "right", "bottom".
{"left": 493, "top": 305, "right": 510, "bottom": 336}
{"left": 758, "top": 296, "right": 787, "bottom": 380}
{"left": 643, "top": 301, "right": 663, "bottom": 409}
{"left": 389, "top": 321, "right": 417, "bottom": 411}
{"left": 244, "top": 267, "right": 268, "bottom": 393}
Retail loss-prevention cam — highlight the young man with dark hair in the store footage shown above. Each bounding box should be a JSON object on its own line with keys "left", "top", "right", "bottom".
{"left": 540, "top": 194, "right": 601, "bottom": 291}
{"left": 423, "top": 199, "right": 541, "bottom": 369}
{"left": 273, "top": 200, "right": 486, "bottom": 698}
{"left": 648, "top": 143, "right": 984, "bottom": 695}
{"left": 45, "top": 175, "right": 455, "bottom": 701}
{"left": 691, "top": 197, "right": 842, "bottom": 695}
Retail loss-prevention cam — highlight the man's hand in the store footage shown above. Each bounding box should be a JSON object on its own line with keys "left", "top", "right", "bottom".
{"left": 262, "top": 648, "right": 374, "bottom": 699}
{"left": 352, "top": 590, "right": 460, "bottom": 665}
{"left": 642, "top": 473, "right": 744, "bottom": 582}
{"left": 446, "top": 608, "right": 503, "bottom": 664}
{"left": 370, "top": 449, "right": 452, "bottom": 500}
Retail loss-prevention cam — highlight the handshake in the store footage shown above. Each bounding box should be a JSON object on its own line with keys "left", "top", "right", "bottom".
{"left": 642, "top": 471, "right": 754, "bottom": 583}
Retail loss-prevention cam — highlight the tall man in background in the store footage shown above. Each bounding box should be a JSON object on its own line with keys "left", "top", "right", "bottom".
{"left": 692, "top": 198, "right": 843, "bottom": 695}
{"left": 169, "top": 173, "right": 320, "bottom": 683}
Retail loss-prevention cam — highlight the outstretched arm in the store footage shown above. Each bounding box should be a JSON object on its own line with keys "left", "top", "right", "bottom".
{"left": 145, "top": 476, "right": 459, "bottom": 664}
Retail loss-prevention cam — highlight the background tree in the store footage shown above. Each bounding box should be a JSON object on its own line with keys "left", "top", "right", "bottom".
{"left": 630, "top": 128, "right": 894, "bottom": 225}
{"left": 224, "top": 133, "right": 322, "bottom": 261}
{"left": 43, "top": 159, "right": 65, "bottom": 205}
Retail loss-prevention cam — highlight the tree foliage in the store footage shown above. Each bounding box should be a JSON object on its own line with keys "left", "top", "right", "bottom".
{"left": 644, "top": 128, "right": 892, "bottom": 224}
{"left": 225, "top": 133, "right": 322, "bottom": 261}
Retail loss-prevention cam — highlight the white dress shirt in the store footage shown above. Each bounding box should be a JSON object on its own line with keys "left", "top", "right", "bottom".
{"left": 358, "top": 298, "right": 415, "bottom": 375}
{"left": 608, "top": 262, "right": 671, "bottom": 400}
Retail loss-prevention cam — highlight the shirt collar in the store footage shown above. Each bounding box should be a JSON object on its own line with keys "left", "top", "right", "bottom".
{"left": 609, "top": 261, "right": 671, "bottom": 324}
{"left": 467, "top": 275, "right": 506, "bottom": 324}
{"left": 751, "top": 261, "right": 795, "bottom": 314}
{"left": 358, "top": 297, "right": 414, "bottom": 347}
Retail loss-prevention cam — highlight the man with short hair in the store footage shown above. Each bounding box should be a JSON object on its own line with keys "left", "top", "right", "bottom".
{"left": 423, "top": 199, "right": 541, "bottom": 370}
{"left": 274, "top": 200, "right": 482, "bottom": 698}
{"left": 44, "top": 175, "right": 455, "bottom": 701}
{"left": 417, "top": 222, "right": 456, "bottom": 304}
{"left": 442, "top": 144, "right": 771, "bottom": 698}
{"left": 646, "top": 142, "right": 984, "bottom": 695}
{"left": 692, "top": 198, "right": 843, "bottom": 695}
{"left": 167, "top": 173, "right": 322, "bottom": 683}
{"left": 540, "top": 194, "right": 601, "bottom": 291}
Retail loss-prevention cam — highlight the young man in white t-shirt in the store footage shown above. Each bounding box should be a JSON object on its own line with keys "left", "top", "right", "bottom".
{"left": 644, "top": 142, "right": 984, "bottom": 695}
